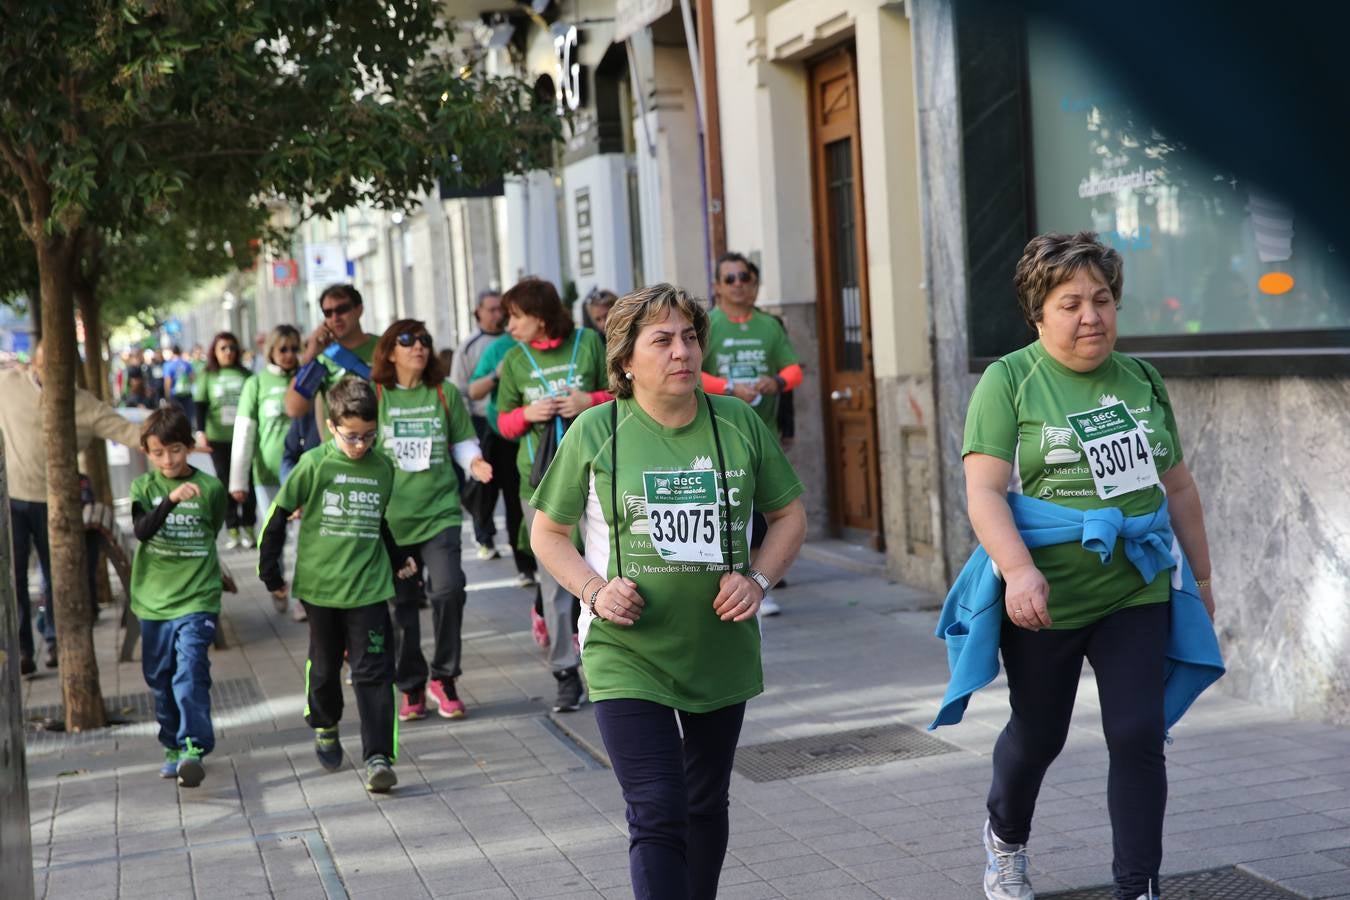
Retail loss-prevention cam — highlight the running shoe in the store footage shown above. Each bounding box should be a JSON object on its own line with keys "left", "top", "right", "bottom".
{"left": 426, "top": 678, "right": 466, "bottom": 719}
{"left": 314, "top": 727, "right": 344, "bottom": 771}
{"left": 982, "top": 819, "right": 1033, "bottom": 900}
{"left": 759, "top": 595, "right": 782, "bottom": 617}
{"left": 531, "top": 608, "right": 549, "bottom": 648}
{"left": 515, "top": 571, "right": 538, "bottom": 589}
{"left": 44, "top": 645, "right": 58, "bottom": 668}
{"left": 552, "top": 667, "right": 585, "bottom": 713}
{"left": 225, "top": 528, "right": 241, "bottom": 550}
{"left": 240, "top": 527, "right": 256, "bottom": 549}
{"left": 272, "top": 592, "right": 288, "bottom": 614}
{"left": 19, "top": 656, "right": 36, "bottom": 677}
{"left": 476, "top": 543, "right": 500, "bottom": 560}
{"left": 290, "top": 602, "right": 308, "bottom": 622}
{"left": 159, "top": 748, "right": 180, "bottom": 779}
{"left": 176, "top": 739, "right": 205, "bottom": 788}
{"left": 364, "top": 755, "right": 397, "bottom": 793}
{"left": 399, "top": 691, "right": 427, "bottom": 722}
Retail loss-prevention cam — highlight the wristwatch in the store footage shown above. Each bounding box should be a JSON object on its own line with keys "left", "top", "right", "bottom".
{"left": 747, "top": 569, "right": 771, "bottom": 598}
{"left": 723, "top": 380, "right": 735, "bottom": 395}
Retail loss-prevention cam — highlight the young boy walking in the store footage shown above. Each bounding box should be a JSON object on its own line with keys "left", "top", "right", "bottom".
{"left": 131, "top": 406, "right": 227, "bottom": 788}
{"left": 258, "top": 378, "right": 415, "bottom": 793}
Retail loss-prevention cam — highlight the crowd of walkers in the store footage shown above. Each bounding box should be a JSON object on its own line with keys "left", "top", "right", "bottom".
{"left": 29, "top": 232, "right": 1223, "bottom": 900}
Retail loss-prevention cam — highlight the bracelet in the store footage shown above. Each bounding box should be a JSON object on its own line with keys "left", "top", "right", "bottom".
{"left": 1194, "top": 577, "right": 1211, "bottom": 588}
{"left": 588, "top": 582, "right": 606, "bottom": 618}
{"left": 774, "top": 374, "right": 788, "bottom": 392}
{"left": 579, "top": 575, "right": 604, "bottom": 605}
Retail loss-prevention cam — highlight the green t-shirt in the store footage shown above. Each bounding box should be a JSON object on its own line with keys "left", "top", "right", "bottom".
{"left": 266, "top": 441, "right": 397, "bottom": 608}
{"left": 496, "top": 328, "right": 607, "bottom": 498}
{"left": 962, "top": 341, "right": 1183, "bottom": 628}
{"left": 702, "top": 308, "right": 800, "bottom": 433}
{"left": 376, "top": 380, "right": 477, "bottom": 545}
{"left": 237, "top": 367, "right": 292, "bottom": 486}
{"left": 531, "top": 393, "right": 804, "bottom": 712}
{"left": 471, "top": 333, "right": 519, "bottom": 437}
{"left": 130, "top": 468, "right": 227, "bottom": 621}
{"left": 318, "top": 334, "right": 379, "bottom": 390}
{"left": 193, "top": 368, "right": 249, "bottom": 442}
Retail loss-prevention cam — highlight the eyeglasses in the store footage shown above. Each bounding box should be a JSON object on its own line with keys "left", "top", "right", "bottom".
{"left": 395, "top": 332, "right": 433, "bottom": 349}
{"left": 321, "top": 301, "right": 355, "bottom": 318}
{"left": 334, "top": 428, "right": 378, "bottom": 446}
{"left": 721, "top": 271, "right": 755, "bottom": 285}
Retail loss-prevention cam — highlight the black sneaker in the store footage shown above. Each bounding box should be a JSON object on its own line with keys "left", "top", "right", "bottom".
{"left": 552, "top": 667, "right": 585, "bottom": 713}
{"left": 19, "top": 656, "right": 36, "bottom": 677}
{"left": 364, "top": 755, "right": 397, "bottom": 793}
{"left": 314, "top": 727, "right": 344, "bottom": 771}
{"left": 176, "top": 738, "right": 205, "bottom": 788}
{"left": 44, "top": 645, "right": 58, "bottom": 669}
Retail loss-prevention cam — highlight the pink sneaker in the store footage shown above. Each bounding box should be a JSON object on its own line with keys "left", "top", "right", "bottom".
{"left": 426, "top": 679, "right": 466, "bottom": 719}
{"left": 531, "top": 608, "right": 549, "bottom": 648}
{"left": 399, "top": 692, "right": 427, "bottom": 722}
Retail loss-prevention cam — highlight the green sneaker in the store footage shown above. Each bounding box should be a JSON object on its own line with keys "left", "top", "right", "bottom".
{"left": 314, "top": 727, "right": 344, "bottom": 771}
{"left": 364, "top": 755, "right": 397, "bottom": 793}
{"left": 225, "top": 528, "right": 241, "bottom": 550}
{"left": 240, "top": 526, "right": 256, "bottom": 549}
{"left": 159, "top": 748, "right": 180, "bottom": 779}
{"left": 176, "top": 738, "right": 205, "bottom": 788}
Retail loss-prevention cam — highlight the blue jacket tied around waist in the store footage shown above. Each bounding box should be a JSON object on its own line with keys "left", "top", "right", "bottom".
{"left": 930, "top": 492, "right": 1224, "bottom": 732}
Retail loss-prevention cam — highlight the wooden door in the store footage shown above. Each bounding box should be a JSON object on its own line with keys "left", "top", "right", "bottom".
{"left": 809, "top": 48, "right": 882, "bottom": 546}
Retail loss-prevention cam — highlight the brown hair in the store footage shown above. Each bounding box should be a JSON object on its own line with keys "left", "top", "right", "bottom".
{"left": 326, "top": 377, "right": 378, "bottom": 424}
{"left": 605, "top": 283, "right": 709, "bottom": 399}
{"left": 369, "top": 319, "right": 448, "bottom": 388}
{"left": 1013, "top": 231, "right": 1123, "bottom": 328}
{"left": 205, "top": 331, "right": 247, "bottom": 374}
{"left": 502, "top": 277, "right": 574, "bottom": 341}
{"left": 140, "top": 405, "right": 194, "bottom": 450}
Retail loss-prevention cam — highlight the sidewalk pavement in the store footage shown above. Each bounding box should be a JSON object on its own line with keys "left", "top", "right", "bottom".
{"left": 22, "top": 534, "right": 1350, "bottom": 899}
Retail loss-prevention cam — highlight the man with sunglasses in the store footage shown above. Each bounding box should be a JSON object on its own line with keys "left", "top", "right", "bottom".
{"left": 701, "top": 252, "right": 804, "bottom": 616}
{"left": 285, "top": 284, "right": 380, "bottom": 420}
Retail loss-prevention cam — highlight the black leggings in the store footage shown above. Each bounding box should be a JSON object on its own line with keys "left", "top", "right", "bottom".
{"left": 988, "top": 601, "right": 1168, "bottom": 900}
{"left": 209, "top": 439, "right": 255, "bottom": 529}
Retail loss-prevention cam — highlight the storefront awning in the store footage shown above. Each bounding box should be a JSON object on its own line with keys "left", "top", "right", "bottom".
{"left": 613, "top": 0, "right": 674, "bottom": 42}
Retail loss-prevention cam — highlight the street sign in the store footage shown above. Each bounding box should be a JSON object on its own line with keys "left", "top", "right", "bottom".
{"left": 272, "top": 259, "right": 298, "bottom": 287}
{"left": 304, "top": 243, "right": 347, "bottom": 288}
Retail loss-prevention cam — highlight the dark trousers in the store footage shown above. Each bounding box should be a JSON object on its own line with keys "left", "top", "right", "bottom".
{"left": 141, "top": 613, "right": 217, "bottom": 754}
{"left": 483, "top": 429, "right": 535, "bottom": 576}
{"left": 594, "top": 699, "right": 746, "bottom": 900}
{"left": 466, "top": 416, "right": 497, "bottom": 547}
{"left": 989, "top": 601, "right": 1169, "bottom": 900}
{"left": 389, "top": 526, "right": 467, "bottom": 694}
{"left": 11, "top": 499, "right": 52, "bottom": 660}
{"left": 171, "top": 393, "right": 196, "bottom": 427}
{"left": 302, "top": 600, "right": 397, "bottom": 763}
{"left": 209, "top": 439, "right": 255, "bottom": 529}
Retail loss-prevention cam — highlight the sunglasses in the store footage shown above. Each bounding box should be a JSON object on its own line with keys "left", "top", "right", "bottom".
{"left": 321, "top": 301, "right": 355, "bottom": 318}
{"left": 217, "top": 344, "right": 238, "bottom": 353}
{"left": 275, "top": 344, "right": 300, "bottom": 354}
{"left": 334, "top": 428, "right": 378, "bottom": 446}
{"left": 396, "top": 332, "right": 433, "bottom": 349}
{"left": 721, "top": 271, "right": 755, "bottom": 285}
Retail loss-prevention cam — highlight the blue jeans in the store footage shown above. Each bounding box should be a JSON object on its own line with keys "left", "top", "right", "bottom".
{"left": 594, "top": 699, "right": 746, "bottom": 900}
{"left": 11, "top": 498, "right": 52, "bottom": 660}
{"left": 141, "top": 613, "right": 217, "bottom": 754}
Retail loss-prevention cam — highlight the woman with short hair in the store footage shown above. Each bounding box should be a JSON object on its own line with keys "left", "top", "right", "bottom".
{"left": 530, "top": 283, "right": 807, "bottom": 899}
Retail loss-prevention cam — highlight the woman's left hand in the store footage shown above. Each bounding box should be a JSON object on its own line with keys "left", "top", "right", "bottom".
{"left": 469, "top": 457, "right": 493, "bottom": 483}
{"left": 1199, "top": 582, "right": 1215, "bottom": 621}
{"left": 396, "top": 557, "right": 418, "bottom": 580}
{"left": 556, "top": 388, "right": 593, "bottom": 419}
{"left": 713, "top": 572, "right": 762, "bottom": 622}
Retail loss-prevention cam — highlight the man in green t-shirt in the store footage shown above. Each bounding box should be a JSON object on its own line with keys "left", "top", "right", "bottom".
{"left": 700, "top": 252, "right": 804, "bottom": 615}
{"left": 130, "top": 406, "right": 228, "bottom": 789}
{"left": 258, "top": 378, "right": 415, "bottom": 794}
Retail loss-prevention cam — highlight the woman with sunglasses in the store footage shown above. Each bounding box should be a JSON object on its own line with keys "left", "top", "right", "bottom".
{"left": 495, "top": 277, "right": 610, "bottom": 713}
{"left": 371, "top": 320, "right": 492, "bottom": 722}
{"left": 194, "top": 331, "right": 254, "bottom": 549}
{"left": 230, "top": 325, "right": 304, "bottom": 616}
{"left": 530, "top": 284, "right": 807, "bottom": 899}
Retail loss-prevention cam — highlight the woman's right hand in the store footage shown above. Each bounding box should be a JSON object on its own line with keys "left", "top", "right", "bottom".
{"left": 523, "top": 396, "right": 560, "bottom": 423}
{"left": 595, "top": 577, "right": 645, "bottom": 627}
{"left": 1004, "top": 563, "right": 1052, "bottom": 631}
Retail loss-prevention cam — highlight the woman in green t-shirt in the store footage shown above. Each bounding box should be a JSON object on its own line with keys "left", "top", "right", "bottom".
{"left": 193, "top": 331, "right": 254, "bottom": 548}
{"left": 530, "top": 284, "right": 806, "bottom": 900}
{"left": 494, "top": 277, "right": 609, "bottom": 713}
{"left": 371, "top": 319, "right": 491, "bottom": 723}
{"left": 963, "top": 232, "right": 1216, "bottom": 900}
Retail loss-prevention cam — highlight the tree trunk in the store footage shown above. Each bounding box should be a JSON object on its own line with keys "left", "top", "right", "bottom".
{"left": 75, "top": 279, "right": 116, "bottom": 613}
{"left": 36, "top": 233, "right": 105, "bottom": 732}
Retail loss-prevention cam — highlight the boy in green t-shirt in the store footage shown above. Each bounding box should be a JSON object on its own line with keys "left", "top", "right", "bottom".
{"left": 130, "top": 406, "right": 228, "bottom": 789}
{"left": 257, "top": 378, "right": 416, "bottom": 794}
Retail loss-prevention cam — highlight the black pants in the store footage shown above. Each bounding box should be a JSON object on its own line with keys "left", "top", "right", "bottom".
{"left": 209, "top": 439, "right": 255, "bottom": 529}
{"left": 11, "top": 498, "right": 52, "bottom": 660}
{"left": 466, "top": 416, "right": 496, "bottom": 547}
{"left": 481, "top": 428, "right": 535, "bottom": 576}
{"left": 594, "top": 699, "right": 746, "bottom": 900}
{"left": 389, "top": 526, "right": 467, "bottom": 693}
{"left": 302, "top": 600, "right": 397, "bottom": 763}
{"left": 989, "top": 601, "right": 1169, "bottom": 900}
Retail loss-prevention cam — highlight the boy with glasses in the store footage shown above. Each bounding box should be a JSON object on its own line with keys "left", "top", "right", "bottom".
{"left": 258, "top": 378, "right": 417, "bottom": 793}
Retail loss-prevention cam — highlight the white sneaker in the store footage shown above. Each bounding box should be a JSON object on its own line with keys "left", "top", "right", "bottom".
{"left": 983, "top": 819, "right": 1034, "bottom": 900}
{"left": 225, "top": 529, "right": 241, "bottom": 550}
{"left": 758, "top": 595, "right": 781, "bottom": 617}
{"left": 476, "top": 544, "right": 499, "bottom": 561}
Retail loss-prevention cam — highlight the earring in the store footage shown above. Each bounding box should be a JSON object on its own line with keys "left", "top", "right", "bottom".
{"left": 624, "top": 371, "right": 634, "bottom": 381}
